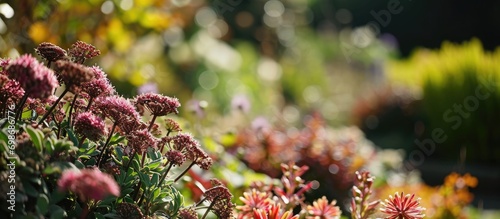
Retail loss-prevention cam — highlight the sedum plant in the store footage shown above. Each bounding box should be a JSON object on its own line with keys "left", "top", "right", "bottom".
{"left": 0, "top": 41, "right": 233, "bottom": 218}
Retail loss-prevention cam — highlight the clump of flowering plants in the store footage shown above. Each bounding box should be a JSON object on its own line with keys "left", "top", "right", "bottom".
{"left": 0, "top": 41, "right": 233, "bottom": 218}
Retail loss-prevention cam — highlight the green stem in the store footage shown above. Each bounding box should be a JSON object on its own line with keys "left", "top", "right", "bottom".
{"left": 39, "top": 88, "right": 69, "bottom": 125}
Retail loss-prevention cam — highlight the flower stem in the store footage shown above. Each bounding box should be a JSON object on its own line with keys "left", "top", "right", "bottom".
{"left": 157, "top": 162, "right": 173, "bottom": 187}
{"left": 15, "top": 93, "right": 29, "bottom": 123}
{"left": 148, "top": 114, "right": 157, "bottom": 132}
{"left": 174, "top": 161, "right": 196, "bottom": 182}
{"left": 97, "top": 122, "right": 117, "bottom": 167}
{"left": 85, "top": 97, "right": 94, "bottom": 111}
{"left": 39, "top": 88, "right": 69, "bottom": 125}
{"left": 201, "top": 196, "right": 219, "bottom": 219}
{"left": 68, "top": 93, "right": 79, "bottom": 127}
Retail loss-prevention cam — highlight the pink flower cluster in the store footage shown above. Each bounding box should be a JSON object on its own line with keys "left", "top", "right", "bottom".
{"left": 57, "top": 168, "right": 120, "bottom": 201}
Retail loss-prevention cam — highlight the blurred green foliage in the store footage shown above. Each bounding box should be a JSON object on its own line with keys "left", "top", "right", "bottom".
{"left": 387, "top": 39, "right": 500, "bottom": 164}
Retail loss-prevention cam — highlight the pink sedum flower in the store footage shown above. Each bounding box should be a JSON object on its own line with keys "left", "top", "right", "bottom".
{"left": 74, "top": 112, "right": 108, "bottom": 141}
{"left": 6, "top": 54, "right": 58, "bottom": 99}
{"left": 58, "top": 168, "right": 120, "bottom": 201}
{"left": 380, "top": 192, "right": 426, "bottom": 219}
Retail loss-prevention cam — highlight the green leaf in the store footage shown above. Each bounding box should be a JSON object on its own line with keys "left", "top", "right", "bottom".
{"left": 22, "top": 181, "right": 39, "bottom": 197}
{"left": 36, "top": 194, "right": 50, "bottom": 215}
{"left": 66, "top": 128, "right": 79, "bottom": 146}
{"left": 138, "top": 171, "right": 150, "bottom": 187}
{"left": 25, "top": 125, "right": 44, "bottom": 152}
{"left": 94, "top": 212, "right": 105, "bottom": 219}
{"left": 151, "top": 173, "right": 159, "bottom": 187}
{"left": 115, "top": 146, "right": 124, "bottom": 160}
{"left": 49, "top": 190, "right": 66, "bottom": 205}
{"left": 103, "top": 213, "right": 121, "bottom": 219}
{"left": 43, "top": 162, "right": 78, "bottom": 175}
{"left": 49, "top": 205, "right": 67, "bottom": 219}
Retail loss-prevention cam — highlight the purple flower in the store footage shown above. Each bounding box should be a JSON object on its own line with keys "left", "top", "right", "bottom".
{"left": 203, "top": 179, "right": 234, "bottom": 219}
{"left": 251, "top": 116, "right": 271, "bottom": 131}
{"left": 68, "top": 41, "right": 101, "bottom": 64}
{"left": 126, "top": 129, "right": 157, "bottom": 153}
{"left": 137, "top": 82, "right": 158, "bottom": 94}
{"left": 171, "top": 133, "right": 212, "bottom": 169}
{"left": 81, "top": 66, "right": 114, "bottom": 99}
{"left": 231, "top": 94, "right": 251, "bottom": 113}
{"left": 94, "top": 96, "right": 140, "bottom": 125}
{"left": 0, "top": 76, "right": 25, "bottom": 106}
{"left": 74, "top": 112, "right": 108, "bottom": 141}
{"left": 58, "top": 168, "right": 120, "bottom": 201}
{"left": 35, "top": 42, "right": 67, "bottom": 63}
{"left": 134, "top": 92, "right": 180, "bottom": 117}
{"left": 6, "top": 54, "right": 59, "bottom": 99}
{"left": 165, "top": 149, "right": 186, "bottom": 166}
{"left": 54, "top": 60, "right": 95, "bottom": 93}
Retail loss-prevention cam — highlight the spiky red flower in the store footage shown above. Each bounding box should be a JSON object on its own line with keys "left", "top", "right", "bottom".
{"left": 6, "top": 54, "right": 58, "bottom": 99}
{"left": 237, "top": 189, "right": 272, "bottom": 218}
{"left": 380, "top": 192, "right": 426, "bottom": 219}
{"left": 57, "top": 168, "right": 120, "bottom": 201}
{"left": 252, "top": 203, "right": 299, "bottom": 219}
{"left": 306, "top": 196, "right": 341, "bottom": 219}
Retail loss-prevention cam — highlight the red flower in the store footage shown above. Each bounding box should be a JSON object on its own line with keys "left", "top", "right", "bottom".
{"left": 237, "top": 189, "right": 272, "bottom": 218}
{"left": 58, "top": 168, "right": 120, "bottom": 201}
{"left": 380, "top": 192, "right": 426, "bottom": 219}
{"left": 252, "top": 203, "right": 299, "bottom": 219}
{"left": 306, "top": 196, "right": 341, "bottom": 219}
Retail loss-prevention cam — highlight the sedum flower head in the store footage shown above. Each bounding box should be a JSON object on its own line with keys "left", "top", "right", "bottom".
{"left": 68, "top": 41, "right": 101, "bottom": 63}
{"left": 126, "top": 129, "right": 157, "bottom": 153}
{"left": 134, "top": 92, "right": 180, "bottom": 117}
{"left": 178, "top": 207, "right": 198, "bottom": 219}
{"left": 165, "top": 149, "right": 186, "bottom": 166}
{"left": 204, "top": 179, "right": 235, "bottom": 219}
{"left": 380, "top": 192, "right": 426, "bottom": 219}
{"left": 35, "top": 42, "right": 67, "bottom": 62}
{"left": 57, "top": 168, "right": 120, "bottom": 201}
{"left": 54, "top": 60, "right": 94, "bottom": 92}
{"left": 6, "top": 54, "right": 58, "bottom": 99}
{"left": 116, "top": 203, "right": 144, "bottom": 219}
{"left": 81, "top": 66, "right": 114, "bottom": 98}
{"left": 94, "top": 96, "right": 140, "bottom": 125}
{"left": 306, "top": 196, "right": 341, "bottom": 219}
{"left": 171, "top": 133, "right": 213, "bottom": 169}
{"left": 74, "top": 112, "right": 108, "bottom": 141}
{"left": 0, "top": 77, "right": 25, "bottom": 106}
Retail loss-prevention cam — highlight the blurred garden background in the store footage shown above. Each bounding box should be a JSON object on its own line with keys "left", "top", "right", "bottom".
{"left": 1, "top": 0, "right": 500, "bottom": 218}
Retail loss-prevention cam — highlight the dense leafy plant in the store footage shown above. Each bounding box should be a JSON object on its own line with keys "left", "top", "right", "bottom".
{"left": 0, "top": 41, "right": 233, "bottom": 218}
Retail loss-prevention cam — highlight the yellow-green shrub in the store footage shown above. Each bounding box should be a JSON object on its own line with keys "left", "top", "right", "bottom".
{"left": 386, "top": 39, "right": 500, "bottom": 164}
